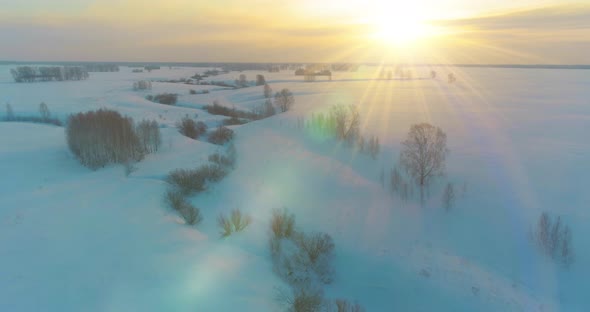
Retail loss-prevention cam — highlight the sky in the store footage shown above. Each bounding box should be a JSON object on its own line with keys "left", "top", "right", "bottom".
{"left": 0, "top": 0, "right": 589, "bottom": 64}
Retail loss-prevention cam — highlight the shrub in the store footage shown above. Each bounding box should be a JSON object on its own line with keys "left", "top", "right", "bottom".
{"left": 329, "top": 300, "right": 365, "bottom": 312}
{"left": 289, "top": 287, "right": 325, "bottom": 312}
{"left": 271, "top": 208, "right": 296, "bottom": 239}
{"left": 147, "top": 93, "right": 177, "bottom": 105}
{"left": 294, "top": 232, "right": 335, "bottom": 284}
{"left": 164, "top": 189, "right": 186, "bottom": 211}
{"left": 231, "top": 209, "right": 252, "bottom": 232}
{"left": 204, "top": 101, "right": 258, "bottom": 119}
{"left": 177, "top": 117, "right": 201, "bottom": 139}
{"left": 218, "top": 213, "right": 233, "bottom": 237}
{"left": 209, "top": 153, "right": 234, "bottom": 168}
{"left": 133, "top": 80, "right": 152, "bottom": 90}
{"left": 208, "top": 126, "right": 234, "bottom": 145}
{"left": 535, "top": 212, "right": 574, "bottom": 267}
{"left": 189, "top": 89, "right": 197, "bottom": 95}
{"left": 218, "top": 209, "right": 252, "bottom": 237}
{"left": 167, "top": 164, "right": 228, "bottom": 195}
{"left": 180, "top": 204, "right": 203, "bottom": 226}
{"left": 136, "top": 119, "right": 161, "bottom": 153}
{"left": 222, "top": 116, "right": 246, "bottom": 126}
{"left": 66, "top": 109, "right": 144, "bottom": 169}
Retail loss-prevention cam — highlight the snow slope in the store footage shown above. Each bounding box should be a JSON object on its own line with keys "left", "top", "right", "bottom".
{"left": 1, "top": 65, "right": 589, "bottom": 311}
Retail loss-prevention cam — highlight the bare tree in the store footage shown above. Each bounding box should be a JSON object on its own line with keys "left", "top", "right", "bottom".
{"left": 5, "top": 103, "right": 14, "bottom": 121}
{"left": 400, "top": 123, "right": 448, "bottom": 200}
{"left": 264, "top": 83, "right": 273, "bottom": 98}
{"left": 442, "top": 182, "right": 455, "bottom": 211}
{"left": 39, "top": 102, "right": 50, "bottom": 121}
{"left": 275, "top": 89, "right": 295, "bottom": 112}
{"left": 256, "top": 74, "right": 266, "bottom": 86}
{"left": 330, "top": 104, "right": 359, "bottom": 143}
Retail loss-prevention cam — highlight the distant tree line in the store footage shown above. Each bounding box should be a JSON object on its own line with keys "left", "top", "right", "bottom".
{"left": 83, "top": 64, "right": 119, "bottom": 72}
{"left": 10, "top": 66, "right": 89, "bottom": 83}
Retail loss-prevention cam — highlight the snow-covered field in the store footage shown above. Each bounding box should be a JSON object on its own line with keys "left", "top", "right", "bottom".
{"left": 1, "top": 65, "right": 589, "bottom": 311}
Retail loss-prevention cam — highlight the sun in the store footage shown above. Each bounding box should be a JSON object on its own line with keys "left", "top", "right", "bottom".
{"left": 372, "top": 17, "right": 432, "bottom": 46}
{"left": 366, "top": 3, "right": 442, "bottom": 47}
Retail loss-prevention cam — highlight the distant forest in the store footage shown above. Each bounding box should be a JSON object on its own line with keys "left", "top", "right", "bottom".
{"left": 10, "top": 66, "right": 89, "bottom": 83}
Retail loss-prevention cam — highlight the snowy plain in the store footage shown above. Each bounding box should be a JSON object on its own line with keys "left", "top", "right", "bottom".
{"left": 0, "top": 64, "right": 589, "bottom": 311}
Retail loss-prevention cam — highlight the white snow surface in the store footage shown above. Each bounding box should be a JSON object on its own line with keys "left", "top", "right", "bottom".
{"left": 1, "top": 65, "right": 589, "bottom": 311}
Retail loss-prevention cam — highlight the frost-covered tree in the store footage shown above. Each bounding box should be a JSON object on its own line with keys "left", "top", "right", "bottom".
{"left": 400, "top": 123, "right": 448, "bottom": 200}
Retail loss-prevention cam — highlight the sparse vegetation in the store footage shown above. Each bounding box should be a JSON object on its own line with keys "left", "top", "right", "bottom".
{"left": 208, "top": 126, "right": 234, "bottom": 145}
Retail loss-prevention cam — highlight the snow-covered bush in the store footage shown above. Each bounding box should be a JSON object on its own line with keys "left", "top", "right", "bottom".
{"left": 208, "top": 126, "right": 234, "bottom": 145}
{"left": 535, "top": 212, "right": 574, "bottom": 267}
{"left": 66, "top": 109, "right": 145, "bottom": 169}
